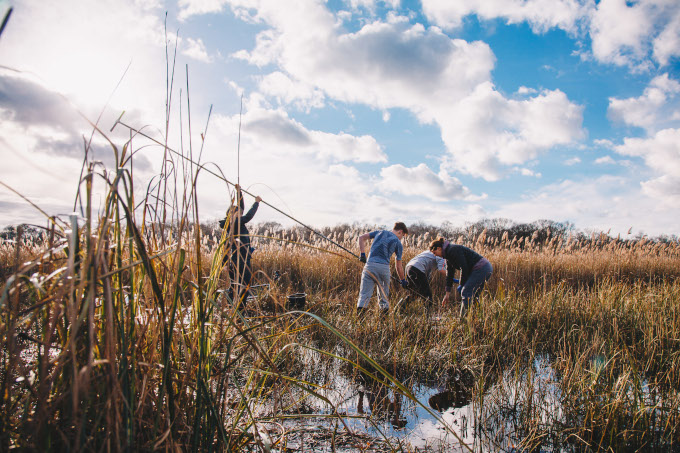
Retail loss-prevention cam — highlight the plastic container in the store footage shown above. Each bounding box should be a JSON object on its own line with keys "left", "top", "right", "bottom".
{"left": 286, "top": 293, "right": 306, "bottom": 310}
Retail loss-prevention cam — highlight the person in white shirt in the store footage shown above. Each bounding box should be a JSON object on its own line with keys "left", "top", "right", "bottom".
{"left": 404, "top": 249, "right": 447, "bottom": 309}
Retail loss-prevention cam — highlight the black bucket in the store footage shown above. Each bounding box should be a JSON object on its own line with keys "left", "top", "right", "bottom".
{"left": 287, "top": 293, "right": 306, "bottom": 310}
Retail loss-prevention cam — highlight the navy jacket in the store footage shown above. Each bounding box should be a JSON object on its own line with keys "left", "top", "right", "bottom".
{"left": 220, "top": 202, "right": 259, "bottom": 249}
{"left": 442, "top": 241, "right": 483, "bottom": 290}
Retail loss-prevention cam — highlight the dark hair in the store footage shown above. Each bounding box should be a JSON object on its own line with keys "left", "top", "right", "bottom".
{"left": 393, "top": 222, "right": 408, "bottom": 234}
{"left": 429, "top": 237, "right": 446, "bottom": 251}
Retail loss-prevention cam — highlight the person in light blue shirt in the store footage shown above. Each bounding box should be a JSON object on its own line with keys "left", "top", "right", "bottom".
{"left": 356, "top": 222, "right": 409, "bottom": 314}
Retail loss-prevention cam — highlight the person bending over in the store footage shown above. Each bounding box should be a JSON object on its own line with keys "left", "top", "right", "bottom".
{"left": 429, "top": 237, "right": 492, "bottom": 315}
{"left": 356, "top": 222, "right": 409, "bottom": 315}
{"left": 404, "top": 248, "right": 447, "bottom": 310}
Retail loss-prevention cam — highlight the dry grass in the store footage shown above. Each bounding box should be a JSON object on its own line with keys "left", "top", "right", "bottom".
{"left": 1, "top": 74, "right": 678, "bottom": 450}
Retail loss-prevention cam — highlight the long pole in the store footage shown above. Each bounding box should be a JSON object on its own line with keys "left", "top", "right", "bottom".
{"left": 237, "top": 94, "right": 243, "bottom": 187}
{"left": 111, "top": 117, "right": 359, "bottom": 259}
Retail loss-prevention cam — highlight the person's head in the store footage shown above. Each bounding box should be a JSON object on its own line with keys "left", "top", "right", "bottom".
{"left": 228, "top": 204, "right": 241, "bottom": 219}
{"left": 392, "top": 222, "right": 408, "bottom": 240}
{"left": 429, "top": 237, "right": 446, "bottom": 257}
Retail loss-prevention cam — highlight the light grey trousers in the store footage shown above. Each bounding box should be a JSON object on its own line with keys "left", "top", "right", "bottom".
{"left": 357, "top": 262, "right": 391, "bottom": 309}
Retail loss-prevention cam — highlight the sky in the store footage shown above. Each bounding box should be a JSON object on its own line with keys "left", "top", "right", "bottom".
{"left": 0, "top": 0, "right": 679, "bottom": 237}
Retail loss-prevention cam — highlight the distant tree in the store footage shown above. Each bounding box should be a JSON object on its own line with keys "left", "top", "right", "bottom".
{"left": 0, "top": 226, "right": 16, "bottom": 240}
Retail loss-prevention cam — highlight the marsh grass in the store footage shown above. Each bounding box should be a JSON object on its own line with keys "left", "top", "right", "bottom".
{"left": 0, "top": 113, "right": 466, "bottom": 450}
{"left": 1, "top": 101, "right": 679, "bottom": 451}
{"left": 244, "top": 237, "right": 680, "bottom": 450}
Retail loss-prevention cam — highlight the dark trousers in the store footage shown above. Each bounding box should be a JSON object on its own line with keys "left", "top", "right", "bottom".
{"left": 223, "top": 244, "right": 253, "bottom": 305}
{"left": 406, "top": 266, "right": 433, "bottom": 308}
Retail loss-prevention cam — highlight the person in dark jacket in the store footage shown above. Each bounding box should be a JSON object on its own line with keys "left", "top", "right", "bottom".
{"left": 221, "top": 185, "right": 261, "bottom": 305}
{"left": 429, "top": 237, "right": 492, "bottom": 314}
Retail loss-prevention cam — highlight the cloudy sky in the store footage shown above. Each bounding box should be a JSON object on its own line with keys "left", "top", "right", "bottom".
{"left": 0, "top": 0, "right": 679, "bottom": 236}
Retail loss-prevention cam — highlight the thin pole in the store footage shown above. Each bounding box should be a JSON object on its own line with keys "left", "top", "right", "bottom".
{"left": 237, "top": 94, "right": 243, "bottom": 187}
{"left": 111, "top": 118, "right": 359, "bottom": 259}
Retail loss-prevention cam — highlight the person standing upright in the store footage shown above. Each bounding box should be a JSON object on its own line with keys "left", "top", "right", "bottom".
{"left": 221, "top": 184, "right": 261, "bottom": 306}
{"left": 356, "top": 222, "right": 409, "bottom": 315}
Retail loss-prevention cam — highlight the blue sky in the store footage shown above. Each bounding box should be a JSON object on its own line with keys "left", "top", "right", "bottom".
{"left": 0, "top": 0, "right": 679, "bottom": 236}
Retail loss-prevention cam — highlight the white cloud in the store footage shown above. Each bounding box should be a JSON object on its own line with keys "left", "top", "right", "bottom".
{"left": 492, "top": 175, "right": 678, "bottom": 236}
{"left": 588, "top": 0, "right": 653, "bottom": 67}
{"left": 198, "top": 112, "right": 466, "bottom": 227}
{"left": 613, "top": 128, "right": 680, "bottom": 207}
{"left": 225, "top": 0, "right": 584, "bottom": 180}
{"left": 615, "top": 128, "right": 680, "bottom": 180}
{"left": 653, "top": 10, "right": 680, "bottom": 66}
{"left": 257, "top": 72, "right": 325, "bottom": 111}
{"left": 234, "top": 104, "right": 387, "bottom": 163}
{"left": 0, "top": 0, "right": 168, "bottom": 116}
{"left": 519, "top": 168, "right": 541, "bottom": 177}
{"left": 178, "top": 0, "right": 230, "bottom": 21}
{"left": 594, "top": 155, "right": 615, "bottom": 165}
{"left": 439, "top": 84, "right": 584, "bottom": 180}
{"left": 182, "top": 37, "right": 214, "bottom": 63}
{"left": 517, "top": 86, "right": 538, "bottom": 95}
{"left": 420, "top": 0, "right": 590, "bottom": 34}
{"left": 378, "top": 163, "right": 472, "bottom": 201}
{"left": 608, "top": 73, "right": 680, "bottom": 133}
{"left": 640, "top": 175, "right": 680, "bottom": 206}
{"left": 609, "top": 75, "right": 680, "bottom": 208}
{"left": 589, "top": 0, "right": 680, "bottom": 68}
{"left": 564, "top": 156, "right": 581, "bottom": 165}
{"left": 594, "top": 138, "right": 614, "bottom": 148}
{"left": 421, "top": 0, "right": 680, "bottom": 69}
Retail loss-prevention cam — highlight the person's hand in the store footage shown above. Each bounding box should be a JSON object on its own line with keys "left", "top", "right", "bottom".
{"left": 442, "top": 292, "right": 450, "bottom": 306}
{"left": 359, "top": 253, "right": 366, "bottom": 263}
{"left": 400, "top": 279, "right": 408, "bottom": 288}
{"left": 255, "top": 196, "right": 262, "bottom": 203}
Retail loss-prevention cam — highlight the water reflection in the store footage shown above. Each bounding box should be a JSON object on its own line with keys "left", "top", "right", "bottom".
{"left": 283, "top": 349, "right": 679, "bottom": 452}
{"left": 427, "top": 387, "right": 471, "bottom": 412}
{"left": 354, "top": 371, "right": 408, "bottom": 429}
{"left": 357, "top": 386, "right": 407, "bottom": 429}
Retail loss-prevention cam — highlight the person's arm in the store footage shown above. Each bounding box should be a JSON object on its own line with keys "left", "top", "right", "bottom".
{"left": 395, "top": 259, "right": 405, "bottom": 280}
{"left": 442, "top": 290, "right": 451, "bottom": 305}
{"left": 445, "top": 261, "right": 456, "bottom": 291}
{"left": 358, "top": 232, "right": 371, "bottom": 262}
{"left": 395, "top": 243, "right": 407, "bottom": 286}
{"left": 241, "top": 196, "right": 261, "bottom": 224}
{"left": 441, "top": 263, "right": 454, "bottom": 305}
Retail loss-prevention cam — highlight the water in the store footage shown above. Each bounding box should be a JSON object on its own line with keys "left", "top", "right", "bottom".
{"left": 260, "top": 352, "right": 568, "bottom": 452}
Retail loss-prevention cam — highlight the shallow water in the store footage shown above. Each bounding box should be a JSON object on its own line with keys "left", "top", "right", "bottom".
{"left": 263, "top": 352, "right": 567, "bottom": 452}
{"left": 263, "top": 348, "right": 680, "bottom": 452}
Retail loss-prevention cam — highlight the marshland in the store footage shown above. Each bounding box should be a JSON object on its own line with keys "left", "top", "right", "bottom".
{"left": 1, "top": 168, "right": 679, "bottom": 451}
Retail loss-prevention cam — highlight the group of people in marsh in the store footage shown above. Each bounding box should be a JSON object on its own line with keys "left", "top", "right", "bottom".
{"left": 357, "top": 222, "right": 492, "bottom": 316}
{"left": 221, "top": 187, "right": 493, "bottom": 315}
